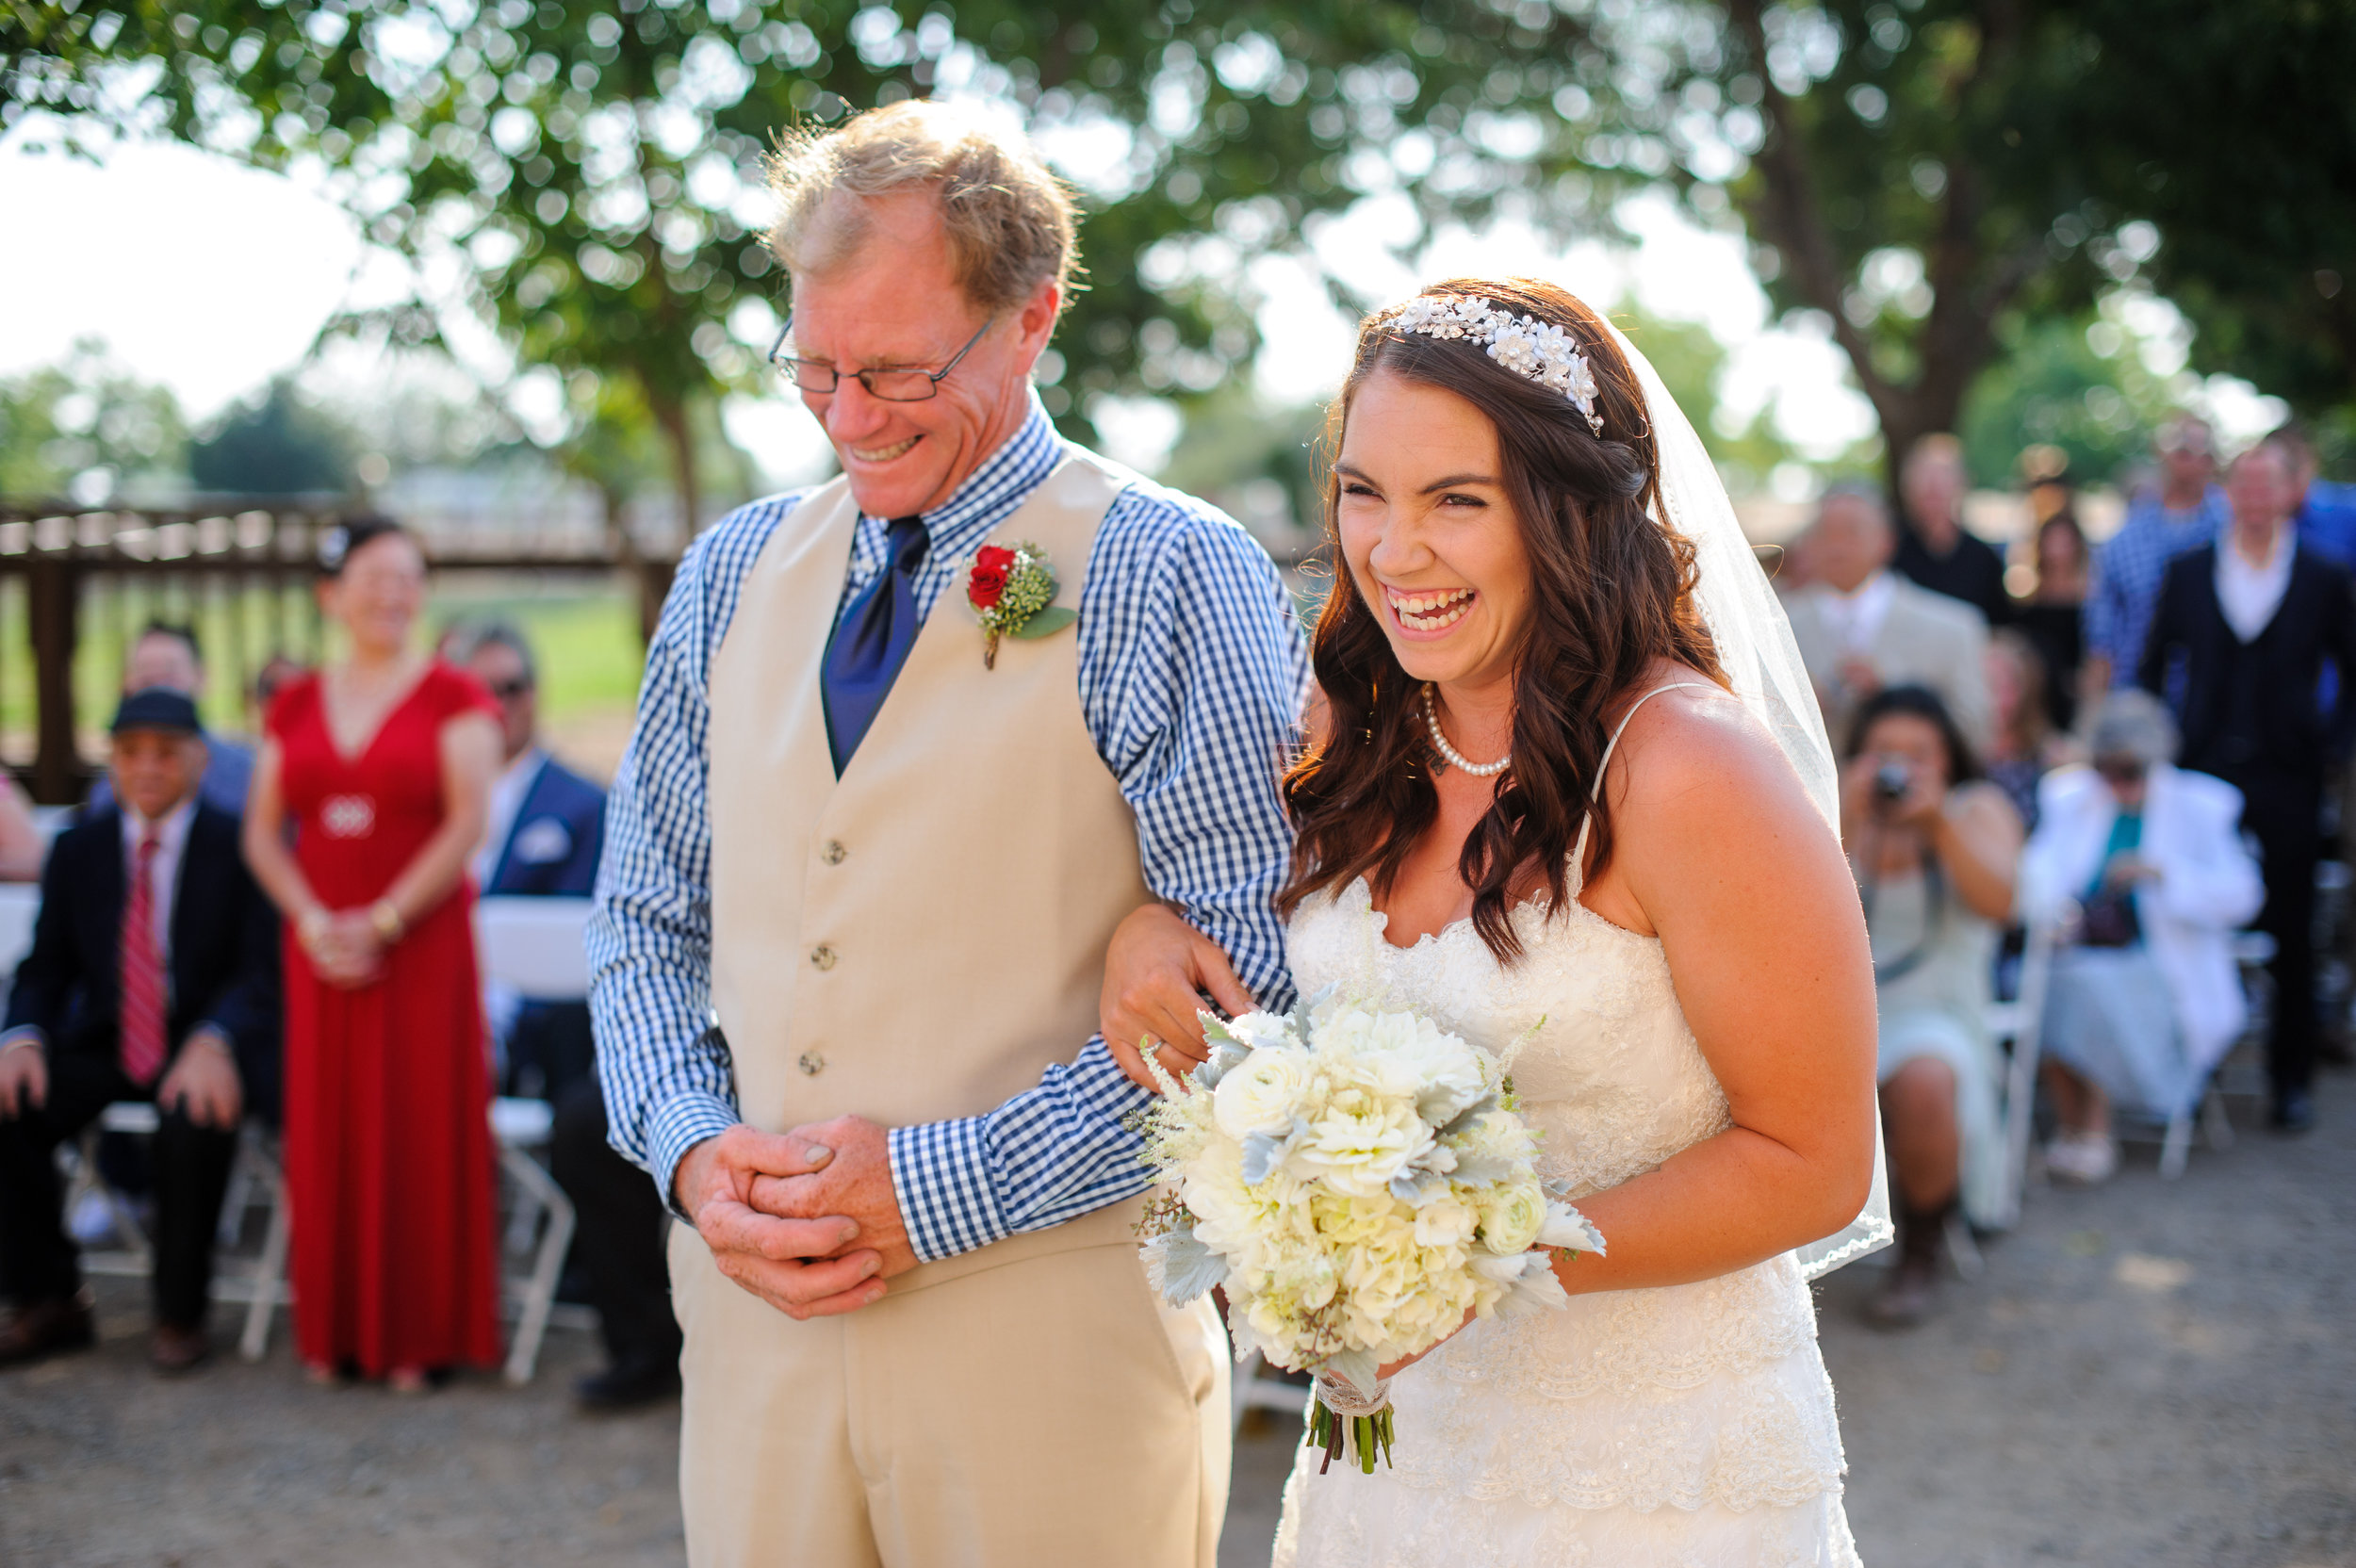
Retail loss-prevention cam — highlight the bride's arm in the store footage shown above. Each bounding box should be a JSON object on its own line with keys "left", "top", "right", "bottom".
{"left": 1101, "top": 683, "right": 1327, "bottom": 1089}
{"left": 1548, "top": 691, "right": 1880, "bottom": 1295}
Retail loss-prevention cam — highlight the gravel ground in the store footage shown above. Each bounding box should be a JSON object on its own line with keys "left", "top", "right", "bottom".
{"left": 6, "top": 1068, "right": 2349, "bottom": 1568}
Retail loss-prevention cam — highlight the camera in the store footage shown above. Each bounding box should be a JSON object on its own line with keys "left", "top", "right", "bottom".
{"left": 1872, "top": 761, "right": 1912, "bottom": 808}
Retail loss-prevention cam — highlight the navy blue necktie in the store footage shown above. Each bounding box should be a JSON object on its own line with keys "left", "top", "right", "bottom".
{"left": 822, "top": 514, "right": 930, "bottom": 773}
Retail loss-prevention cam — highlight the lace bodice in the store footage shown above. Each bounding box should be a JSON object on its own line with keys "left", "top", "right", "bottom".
{"left": 1276, "top": 875, "right": 1851, "bottom": 1529}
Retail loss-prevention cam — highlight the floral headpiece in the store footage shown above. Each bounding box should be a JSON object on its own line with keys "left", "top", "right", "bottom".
{"left": 1382, "top": 294, "right": 1606, "bottom": 435}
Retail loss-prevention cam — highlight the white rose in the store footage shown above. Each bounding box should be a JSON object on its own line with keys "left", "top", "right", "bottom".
{"left": 1412, "top": 1194, "right": 1480, "bottom": 1250}
{"left": 1478, "top": 1180, "right": 1547, "bottom": 1254}
{"left": 1294, "top": 1086, "right": 1434, "bottom": 1199}
{"left": 1213, "top": 1046, "right": 1314, "bottom": 1140}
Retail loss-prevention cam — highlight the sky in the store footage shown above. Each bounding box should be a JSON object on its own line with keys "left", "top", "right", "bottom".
{"left": 0, "top": 132, "right": 2284, "bottom": 494}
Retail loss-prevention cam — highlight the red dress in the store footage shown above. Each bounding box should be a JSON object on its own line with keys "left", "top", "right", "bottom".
{"left": 271, "top": 662, "right": 502, "bottom": 1375}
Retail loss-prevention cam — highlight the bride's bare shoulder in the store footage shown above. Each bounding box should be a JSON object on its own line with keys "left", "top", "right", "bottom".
{"left": 1601, "top": 665, "right": 1822, "bottom": 842}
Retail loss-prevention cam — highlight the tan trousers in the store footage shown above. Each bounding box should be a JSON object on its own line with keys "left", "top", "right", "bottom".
{"left": 672, "top": 1224, "right": 1231, "bottom": 1568}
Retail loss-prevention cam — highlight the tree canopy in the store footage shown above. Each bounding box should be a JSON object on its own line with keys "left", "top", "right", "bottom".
{"left": 7, "top": 0, "right": 2349, "bottom": 519}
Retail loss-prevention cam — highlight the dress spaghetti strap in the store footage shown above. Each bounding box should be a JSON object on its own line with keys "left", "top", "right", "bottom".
{"left": 1571, "top": 681, "right": 1718, "bottom": 873}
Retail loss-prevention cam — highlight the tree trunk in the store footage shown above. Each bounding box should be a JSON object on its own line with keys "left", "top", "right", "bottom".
{"left": 647, "top": 392, "right": 699, "bottom": 645}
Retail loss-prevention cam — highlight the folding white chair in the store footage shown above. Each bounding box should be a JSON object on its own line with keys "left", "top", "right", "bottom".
{"left": 489, "top": 1094, "right": 577, "bottom": 1386}
{"left": 476, "top": 896, "right": 595, "bottom": 1384}
{"left": 1985, "top": 919, "right": 2056, "bottom": 1233}
{"left": 49, "top": 1100, "right": 291, "bottom": 1352}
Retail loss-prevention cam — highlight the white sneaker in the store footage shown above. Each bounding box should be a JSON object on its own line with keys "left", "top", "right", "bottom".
{"left": 2046, "top": 1132, "right": 2119, "bottom": 1184}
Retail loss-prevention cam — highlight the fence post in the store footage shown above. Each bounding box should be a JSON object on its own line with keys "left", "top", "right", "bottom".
{"left": 26, "top": 554, "right": 82, "bottom": 805}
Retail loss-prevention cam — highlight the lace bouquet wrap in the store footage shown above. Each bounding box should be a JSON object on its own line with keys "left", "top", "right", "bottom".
{"left": 1134, "top": 988, "right": 1605, "bottom": 1474}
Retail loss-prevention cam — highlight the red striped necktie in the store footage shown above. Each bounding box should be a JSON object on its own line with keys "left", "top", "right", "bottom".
{"left": 120, "top": 829, "right": 166, "bottom": 1086}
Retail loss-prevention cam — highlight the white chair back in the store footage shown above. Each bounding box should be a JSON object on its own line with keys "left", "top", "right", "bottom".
{"left": 473, "top": 896, "right": 593, "bottom": 1001}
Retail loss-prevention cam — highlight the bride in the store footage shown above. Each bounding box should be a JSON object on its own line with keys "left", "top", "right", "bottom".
{"left": 1104, "top": 277, "right": 1885, "bottom": 1565}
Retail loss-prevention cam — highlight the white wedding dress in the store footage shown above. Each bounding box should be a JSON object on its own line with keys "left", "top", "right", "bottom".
{"left": 1268, "top": 788, "right": 1861, "bottom": 1564}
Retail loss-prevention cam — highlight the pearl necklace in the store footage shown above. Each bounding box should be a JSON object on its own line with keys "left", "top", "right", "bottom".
{"left": 1421, "top": 684, "right": 1511, "bottom": 776}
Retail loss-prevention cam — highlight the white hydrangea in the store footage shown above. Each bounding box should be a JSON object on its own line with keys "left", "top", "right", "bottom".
{"left": 1135, "top": 991, "right": 1605, "bottom": 1388}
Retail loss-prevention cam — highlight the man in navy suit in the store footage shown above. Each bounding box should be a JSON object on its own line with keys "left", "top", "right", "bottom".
{"left": 0, "top": 690, "right": 279, "bottom": 1373}
{"left": 458, "top": 622, "right": 607, "bottom": 1099}
{"left": 454, "top": 622, "right": 678, "bottom": 1410}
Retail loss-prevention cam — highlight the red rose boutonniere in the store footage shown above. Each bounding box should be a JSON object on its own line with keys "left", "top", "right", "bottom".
{"left": 964, "top": 540, "right": 1077, "bottom": 667}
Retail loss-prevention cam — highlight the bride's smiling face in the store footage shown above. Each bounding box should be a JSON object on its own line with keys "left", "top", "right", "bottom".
{"left": 1336, "top": 368, "right": 1534, "bottom": 694}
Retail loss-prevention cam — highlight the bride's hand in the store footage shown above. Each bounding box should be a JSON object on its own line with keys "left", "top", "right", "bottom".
{"left": 1101, "top": 902, "right": 1258, "bottom": 1091}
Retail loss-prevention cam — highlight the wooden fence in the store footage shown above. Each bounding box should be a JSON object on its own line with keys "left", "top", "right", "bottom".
{"left": 0, "top": 498, "right": 667, "bottom": 803}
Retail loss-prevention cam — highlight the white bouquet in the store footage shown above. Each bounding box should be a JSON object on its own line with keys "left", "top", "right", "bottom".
{"left": 1134, "top": 988, "right": 1604, "bottom": 1474}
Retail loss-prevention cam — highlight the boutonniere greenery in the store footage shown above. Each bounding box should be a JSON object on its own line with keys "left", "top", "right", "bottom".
{"left": 965, "top": 541, "right": 1076, "bottom": 667}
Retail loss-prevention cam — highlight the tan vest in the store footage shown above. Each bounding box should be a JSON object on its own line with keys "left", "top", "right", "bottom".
{"left": 705, "top": 450, "right": 1154, "bottom": 1285}
{"left": 679, "top": 452, "right": 1227, "bottom": 1568}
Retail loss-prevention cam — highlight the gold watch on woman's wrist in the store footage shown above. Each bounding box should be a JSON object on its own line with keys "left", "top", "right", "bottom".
{"left": 368, "top": 899, "right": 405, "bottom": 945}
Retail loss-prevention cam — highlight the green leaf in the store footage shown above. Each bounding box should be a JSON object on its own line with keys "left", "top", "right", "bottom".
{"left": 1009, "top": 605, "right": 1078, "bottom": 641}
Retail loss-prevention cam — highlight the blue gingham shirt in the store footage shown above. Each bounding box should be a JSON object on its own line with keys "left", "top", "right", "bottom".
{"left": 2086, "top": 485, "right": 2228, "bottom": 685}
{"left": 588, "top": 398, "right": 1307, "bottom": 1260}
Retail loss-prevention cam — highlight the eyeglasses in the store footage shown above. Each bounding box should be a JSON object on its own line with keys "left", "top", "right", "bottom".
{"left": 2093, "top": 757, "right": 2148, "bottom": 785}
{"left": 485, "top": 678, "right": 533, "bottom": 701}
{"left": 767, "top": 315, "right": 995, "bottom": 401}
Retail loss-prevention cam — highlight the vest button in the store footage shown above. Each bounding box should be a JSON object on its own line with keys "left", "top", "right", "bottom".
{"left": 810, "top": 944, "right": 837, "bottom": 971}
{"left": 820, "top": 840, "right": 847, "bottom": 865}
{"left": 797, "top": 1052, "right": 826, "bottom": 1076}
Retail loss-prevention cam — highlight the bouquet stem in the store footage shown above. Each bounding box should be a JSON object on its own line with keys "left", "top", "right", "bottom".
{"left": 1306, "top": 1397, "right": 1396, "bottom": 1475}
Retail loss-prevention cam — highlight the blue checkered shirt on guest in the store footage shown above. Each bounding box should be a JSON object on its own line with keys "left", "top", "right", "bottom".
{"left": 587, "top": 397, "right": 1309, "bottom": 1261}
{"left": 2086, "top": 485, "right": 2228, "bottom": 686}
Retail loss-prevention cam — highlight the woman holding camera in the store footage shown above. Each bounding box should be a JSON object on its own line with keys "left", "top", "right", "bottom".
{"left": 1841, "top": 685, "right": 2021, "bottom": 1327}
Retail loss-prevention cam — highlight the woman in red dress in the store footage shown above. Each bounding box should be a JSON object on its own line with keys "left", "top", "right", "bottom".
{"left": 243, "top": 517, "right": 503, "bottom": 1391}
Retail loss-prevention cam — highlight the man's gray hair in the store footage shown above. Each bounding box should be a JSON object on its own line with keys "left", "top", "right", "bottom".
{"left": 767, "top": 100, "right": 1081, "bottom": 319}
{"left": 1815, "top": 481, "right": 1891, "bottom": 527}
{"left": 445, "top": 619, "right": 535, "bottom": 688}
{"left": 2087, "top": 688, "right": 2178, "bottom": 767}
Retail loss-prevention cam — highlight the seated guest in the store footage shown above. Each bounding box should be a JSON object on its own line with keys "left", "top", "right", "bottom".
{"left": 2016, "top": 510, "right": 2090, "bottom": 732}
{"left": 0, "top": 690, "right": 280, "bottom": 1372}
{"left": 2021, "top": 692, "right": 2263, "bottom": 1184}
{"left": 450, "top": 621, "right": 674, "bottom": 1411}
{"left": 1983, "top": 629, "right": 2071, "bottom": 835}
{"left": 252, "top": 653, "right": 304, "bottom": 720}
{"left": 87, "top": 623, "right": 254, "bottom": 816}
{"left": 0, "top": 774, "right": 44, "bottom": 883}
{"left": 1893, "top": 433, "right": 2012, "bottom": 628}
{"left": 450, "top": 621, "right": 605, "bottom": 1098}
{"left": 1841, "top": 685, "right": 2021, "bottom": 1328}
{"left": 1787, "top": 483, "right": 1995, "bottom": 749}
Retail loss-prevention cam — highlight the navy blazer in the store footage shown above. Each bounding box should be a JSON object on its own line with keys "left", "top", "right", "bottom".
{"left": 5, "top": 802, "right": 282, "bottom": 1112}
{"left": 484, "top": 755, "right": 605, "bottom": 898}
{"left": 2140, "top": 545, "right": 2356, "bottom": 778}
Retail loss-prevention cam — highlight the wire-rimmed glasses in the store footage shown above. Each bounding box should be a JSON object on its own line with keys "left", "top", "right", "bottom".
{"left": 767, "top": 315, "right": 995, "bottom": 401}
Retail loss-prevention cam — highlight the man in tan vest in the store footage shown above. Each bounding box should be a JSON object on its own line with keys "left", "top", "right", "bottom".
{"left": 587, "top": 103, "right": 1307, "bottom": 1567}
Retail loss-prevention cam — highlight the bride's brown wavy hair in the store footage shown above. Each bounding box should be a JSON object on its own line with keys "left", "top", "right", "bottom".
{"left": 1278, "top": 277, "right": 1726, "bottom": 962}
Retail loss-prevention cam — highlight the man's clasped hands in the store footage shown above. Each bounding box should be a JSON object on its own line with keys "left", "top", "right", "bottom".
{"left": 672, "top": 1115, "right": 916, "bottom": 1320}
{"left": 679, "top": 909, "right": 1248, "bottom": 1319}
